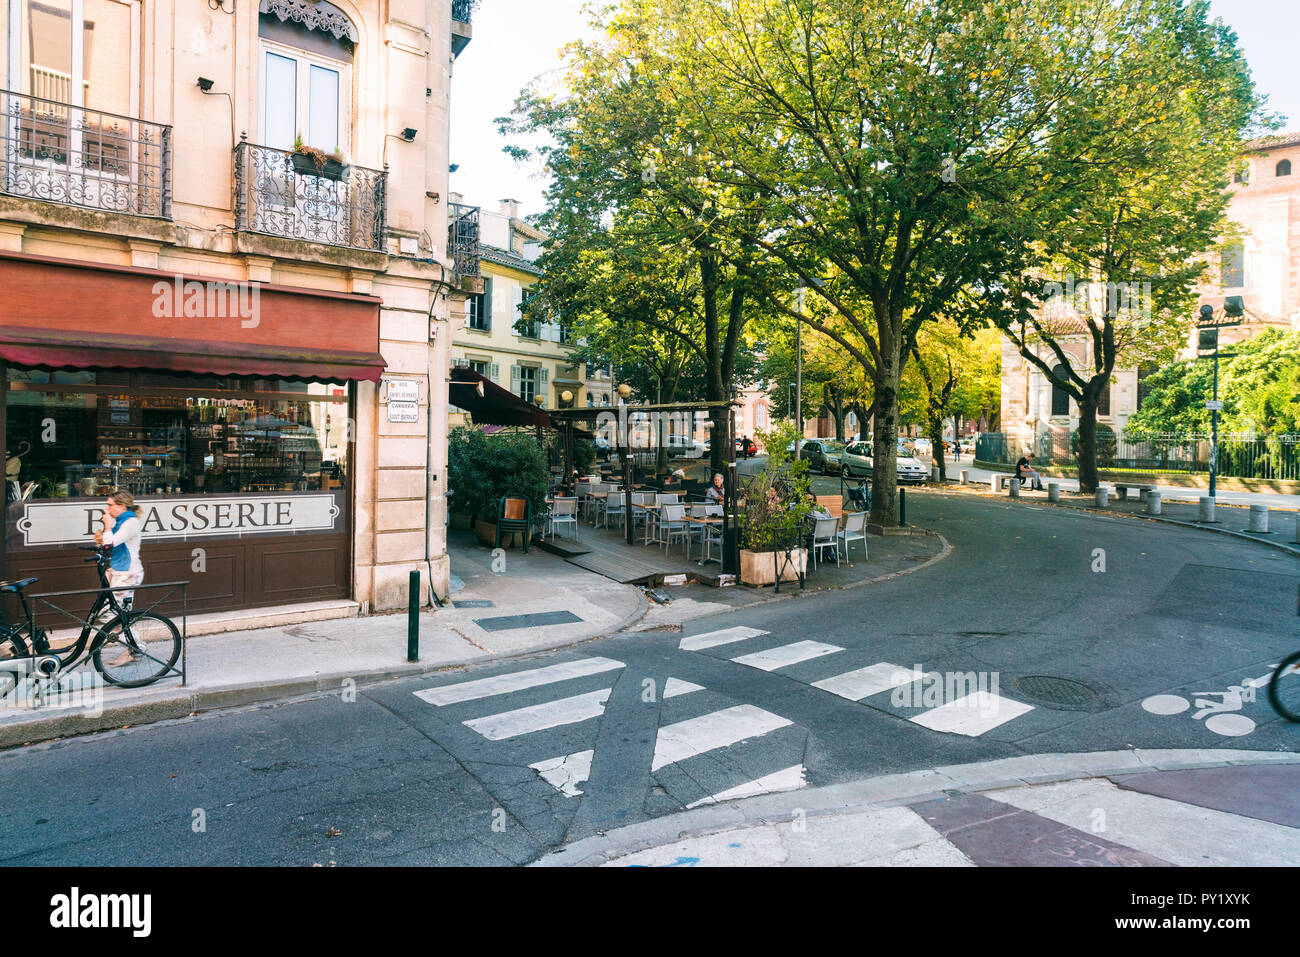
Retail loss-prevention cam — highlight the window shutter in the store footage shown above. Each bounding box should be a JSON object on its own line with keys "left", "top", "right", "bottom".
{"left": 539, "top": 366, "right": 549, "bottom": 391}
{"left": 510, "top": 365, "right": 520, "bottom": 395}
{"left": 483, "top": 277, "right": 493, "bottom": 331}
{"left": 489, "top": 362, "right": 500, "bottom": 383}
{"left": 513, "top": 285, "right": 524, "bottom": 331}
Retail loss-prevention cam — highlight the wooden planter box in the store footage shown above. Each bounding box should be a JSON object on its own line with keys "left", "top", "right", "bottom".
{"left": 740, "top": 547, "right": 806, "bottom": 586}
{"left": 291, "top": 151, "right": 346, "bottom": 181}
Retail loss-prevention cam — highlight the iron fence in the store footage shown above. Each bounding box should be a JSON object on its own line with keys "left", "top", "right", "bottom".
{"left": 234, "top": 137, "right": 387, "bottom": 252}
{"left": 448, "top": 201, "right": 481, "bottom": 277}
{"left": 976, "top": 430, "right": 1300, "bottom": 481}
{"left": 0, "top": 88, "right": 171, "bottom": 218}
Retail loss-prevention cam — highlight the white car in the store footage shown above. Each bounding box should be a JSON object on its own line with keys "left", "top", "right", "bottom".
{"left": 840, "top": 443, "right": 929, "bottom": 484}
{"left": 896, "top": 454, "right": 929, "bottom": 484}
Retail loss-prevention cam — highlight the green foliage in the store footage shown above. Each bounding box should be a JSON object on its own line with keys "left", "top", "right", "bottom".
{"left": 737, "top": 421, "right": 817, "bottom": 551}
{"left": 573, "top": 439, "right": 597, "bottom": 474}
{"left": 447, "top": 427, "right": 550, "bottom": 522}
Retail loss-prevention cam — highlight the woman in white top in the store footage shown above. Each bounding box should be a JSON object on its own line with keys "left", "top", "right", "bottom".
{"left": 98, "top": 488, "right": 145, "bottom": 608}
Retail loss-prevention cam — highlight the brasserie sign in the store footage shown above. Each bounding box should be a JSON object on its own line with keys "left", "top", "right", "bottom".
{"left": 15, "top": 495, "right": 341, "bottom": 547}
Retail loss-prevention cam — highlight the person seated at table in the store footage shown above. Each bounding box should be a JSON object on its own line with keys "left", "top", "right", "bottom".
{"left": 705, "top": 473, "right": 726, "bottom": 504}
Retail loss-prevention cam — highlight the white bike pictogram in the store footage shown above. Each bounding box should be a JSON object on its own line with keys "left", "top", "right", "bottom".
{"left": 1141, "top": 668, "right": 1276, "bottom": 737}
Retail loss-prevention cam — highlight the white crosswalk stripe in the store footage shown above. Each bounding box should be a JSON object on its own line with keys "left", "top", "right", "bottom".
{"left": 679, "top": 626, "right": 767, "bottom": 651}
{"left": 908, "top": 691, "right": 1033, "bottom": 736}
{"left": 464, "top": 688, "right": 612, "bottom": 741}
{"left": 530, "top": 750, "right": 594, "bottom": 797}
{"left": 413, "top": 656, "right": 624, "bottom": 706}
{"left": 732, "top": 640, "right": 843, "bottom": 672}
{"left": 685, "top": 764, "right": 806, "bottom": 809}
{"left": 652, "top": 704, "right": 791, "bottom": 771}
{"left": 812, "top": 662, "right": 910, "bottom": 700}
{"left": 663, "top": 678, "right": 704, "bottom": 698}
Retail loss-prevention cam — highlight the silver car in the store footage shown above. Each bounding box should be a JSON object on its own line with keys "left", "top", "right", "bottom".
{"left": 840, "top": 442, "right": 928, "bottom": 484}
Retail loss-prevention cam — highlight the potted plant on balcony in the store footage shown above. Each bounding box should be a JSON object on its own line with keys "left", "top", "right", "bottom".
{"left": 290, "top": 134, "right": 347, "bottom": 181}
{"left": 736, "top": 422, "right": 815, "bottom": 586}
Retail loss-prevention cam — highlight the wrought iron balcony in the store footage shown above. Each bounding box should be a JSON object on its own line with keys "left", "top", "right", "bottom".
{"left": 0, "top": 88, "right": 171, "bottom": 218}
{"left": 451, "top": 0, "right": 476, "bottom": 56}
{"left": 448, "top": 202, "right": 481, "bottom": 278}
{"left": 234, "top": 137, "right": 387, "bottom": 253}
{"left": 452, "top": 0, "right": 477, "bottom": 23}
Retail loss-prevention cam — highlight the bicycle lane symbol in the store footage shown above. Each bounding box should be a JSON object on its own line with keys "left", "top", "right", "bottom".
{"left": 1141, "top": 667, "right": 1276, "bottom": 737}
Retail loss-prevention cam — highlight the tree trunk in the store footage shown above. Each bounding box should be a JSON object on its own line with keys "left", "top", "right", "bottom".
{"left": 871, "top": 355, "right": 901, "bottom": 526}
{"left": 1076, "top": 398, "right": 1100, "bottom": 493}
{"left": 929, "top": 417, "right": 946, "bottom": 482}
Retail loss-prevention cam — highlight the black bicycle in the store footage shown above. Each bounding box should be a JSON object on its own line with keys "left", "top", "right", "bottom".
{"left": 1268, "top": 651, "right": 1300, "bottom": 722}
{"left": 0, "top": 544, "right": 182, "bottom": 694}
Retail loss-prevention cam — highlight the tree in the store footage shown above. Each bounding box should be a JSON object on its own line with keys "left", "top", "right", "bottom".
{"left": 993, "top": 2, "right": 1267, "bottom": 490}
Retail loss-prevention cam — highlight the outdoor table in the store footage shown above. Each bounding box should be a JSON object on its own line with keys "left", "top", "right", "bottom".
{"left": 685, "top": 515, "right": 723, "bottom": 563}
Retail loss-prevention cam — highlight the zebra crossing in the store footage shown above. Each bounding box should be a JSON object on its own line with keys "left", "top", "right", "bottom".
{"left": 410, "top": 653, "right": 807, "bottom": 808}
{"left": 677, "top": 627, "right": 1038, "bottom": 738}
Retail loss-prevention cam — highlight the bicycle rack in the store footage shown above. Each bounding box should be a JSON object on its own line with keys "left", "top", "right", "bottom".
{"left": 25, "top": 580, "right": 190, "bottom": 687}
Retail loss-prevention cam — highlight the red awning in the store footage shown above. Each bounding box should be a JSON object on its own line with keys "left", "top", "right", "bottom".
{"left": 451, "top": 367, "right": 552, "bottom": 427}
{"left": 0, "top": 325, "right": 387, "bottom": 382}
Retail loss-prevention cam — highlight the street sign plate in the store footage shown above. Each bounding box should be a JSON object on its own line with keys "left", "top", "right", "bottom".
{"left": 388, "top": 400, "right": 419, "bottom": 422}
{"left": 1205, "top": 400, "right": 1224, "bottom": 411}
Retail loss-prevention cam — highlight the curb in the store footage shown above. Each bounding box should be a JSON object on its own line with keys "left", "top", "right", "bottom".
{"left": 532, "top": 748, "right": 1300, "bottom": 866}
{"left": 0, "top": 590, "right": 653, "bottom": 752}
{"left": 947, "top": 486, "right": 1300, "bottom": 558}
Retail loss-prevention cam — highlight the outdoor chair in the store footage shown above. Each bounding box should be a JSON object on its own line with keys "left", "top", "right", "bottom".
{"left": 496, "top": 496, "right": 532, "bottom": 553}
{"left": 811, "top": 514, "right": 841, "bottom": 568}
{"left": 658, "top": 503, "right": 690, "bottom": 555}
{"left": 657, "top": 492, "right": 681, "bottom": 505}
{"left": 599, "top": 488, "right": 626, "bottom": 529}
{"left": 837, "top": 510, "right": 868, "bottom": 562}
{"left": 547, "top": 496, "right": 579, "bottom": 541}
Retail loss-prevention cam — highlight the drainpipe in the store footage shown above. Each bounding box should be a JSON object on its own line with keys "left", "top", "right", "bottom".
{"left": 426, "top": 263, "right": 452, "bottom": 607}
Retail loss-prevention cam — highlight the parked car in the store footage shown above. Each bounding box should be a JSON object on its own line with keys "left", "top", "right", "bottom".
{"left": 839, "top": 442, "right": 928, "bottom": 484}
{"left": 802, "top": 439, "right": 846, "bottom": 474}
{"left": 664, "top": 434, "right": 706, "bottom": 459}
{"left": 735, "top": 436, "right": 758, "bottom": 457}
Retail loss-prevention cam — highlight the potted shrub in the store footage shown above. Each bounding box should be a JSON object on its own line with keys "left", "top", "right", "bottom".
{"left": 447, "top": 427, "right": 549, "bottom": 548}
{"left": 290, "top": 134, "right": 347, "bottom": 181}
{"left": 736, "top": 422, "right": 816, "bottom": 586}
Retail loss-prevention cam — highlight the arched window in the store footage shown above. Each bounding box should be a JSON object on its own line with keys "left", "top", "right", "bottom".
{"left": 258, "top": 0, "right": 357, "bottom": 153}
{"left": 1050, "top": 365, "right": 1070, "bottom": 417}
{"left": 1277, "top": 159, "right": 1293, "bottom": 177}
{"left": 1220, "top": 243, "right": 1245, "bottom": 288}
{"left": 755, "top": 403, "right": 768, "bottom": 431}
{"left": 1097, "top": 383, "right": 1110, "bottom": 417}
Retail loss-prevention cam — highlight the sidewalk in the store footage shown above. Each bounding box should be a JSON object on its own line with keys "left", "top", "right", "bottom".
{"left": 0, "top": 524, "right": 946, "bottom": 749}
{"left": 535, "top": 750, "right": 1300, "bottom": 866}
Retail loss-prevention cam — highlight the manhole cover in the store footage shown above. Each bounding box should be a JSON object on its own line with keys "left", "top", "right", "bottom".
{"left": 1014, "top": 675, "right": 1103, "bottom": 711}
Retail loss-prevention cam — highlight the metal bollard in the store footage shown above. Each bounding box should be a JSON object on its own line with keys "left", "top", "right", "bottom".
{"left": 1047, "top": 482, "right": 1060, "bottom": 503}
{"left": 407, "top": 569, "right": 420, "bottom": 662}
{"left": 1146, "top": 490, "right": 1162, "bottom": 515}
{"left": 899, "top": 488, "right": 907, "bottom": 526}
{"left": 1199, "top": 496, "right": 1216, "bottom": 523}
{"left": 1094, "top": 487, "right": 1109, "bottom": 508}
{"left": 1009, "top": 478, "right": 1020, "bottom": 498}
{"left": 1248, "top": 504, "right": 1269, "bottom": 533}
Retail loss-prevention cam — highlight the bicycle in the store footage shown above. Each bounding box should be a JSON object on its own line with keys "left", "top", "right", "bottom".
{"left": 0, "top": 544, "right": 182, "bottom": 697}
{"left": 1268, "top": 650, "right": 1300, "bottom": 722}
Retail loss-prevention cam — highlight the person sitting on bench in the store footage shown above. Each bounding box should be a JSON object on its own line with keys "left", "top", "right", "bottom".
{"left": 1015, "top": 452, "right": 1044, "bottom": 490}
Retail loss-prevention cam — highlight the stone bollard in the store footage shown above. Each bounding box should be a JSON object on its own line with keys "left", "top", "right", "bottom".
{"left": 960, "top": 469, "right": 970, "bottom": 484}
{"left": 1198, "top": 496, "right": 1216, "bottom": 523}
{"left": 1248, "top": 504, "right": 1269, "bottom": 533}
{"left": 1146, "top": 490, "right": 1162, "bottom": 515}
{"left": 931, "top": 466, "right": 941, "bottom": 484}
{"left": 990, "top": 475, "right": 999, "bottom": 493}
{"left": 1094, "top": 487, "right": 1109, "bottom": 508}
{"left": 1047, "top": 482, "right": 1060, "bottom": 503}
{"left": 1009, "top": 478, "right": 1020, "bottom": 498}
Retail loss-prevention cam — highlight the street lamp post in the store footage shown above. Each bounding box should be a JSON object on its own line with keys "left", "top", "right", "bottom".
{"left": 794, "top": 286, "right": 804, "bottom": 458}
{"left": 1196, "top": 298, "right": 1244, "bottom": 499}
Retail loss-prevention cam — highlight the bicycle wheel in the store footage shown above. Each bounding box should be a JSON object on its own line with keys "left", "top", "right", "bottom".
{"left": 92, "top": 612, "right": 181, "bottom": 688}
{"left": 1267, "top": 650, "right": 1300, "bottom": 723}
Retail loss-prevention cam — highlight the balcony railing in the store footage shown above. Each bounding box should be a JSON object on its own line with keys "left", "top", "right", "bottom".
{"left": 448, "top": 202, "right": 481, "bottom": 278}
{"left": 234, "top": 137, "right": 387, "bottom": 253}
{"left": 452, "top": 0, "right": 477, "bottom": 23}
{"left": 0, "top": 88, "right": 171, "bottom": 219}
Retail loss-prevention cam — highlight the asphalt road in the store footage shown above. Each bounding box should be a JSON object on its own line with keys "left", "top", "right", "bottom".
{"left": 1, "top": 491, "right": 1296, "bottom": 865}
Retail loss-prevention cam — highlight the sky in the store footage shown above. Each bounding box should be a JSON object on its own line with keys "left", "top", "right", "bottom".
{"left": 449, "top": 0, "right": 1300, "bottom": 221}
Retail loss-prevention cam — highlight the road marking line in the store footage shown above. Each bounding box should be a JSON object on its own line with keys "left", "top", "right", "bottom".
{"left": 530, "top": 750, "right": 594, "bottom": 797}
{"left": 663, "top": 678, "right": 704, "bottom": 698}
{"left": 686, "top": 764, "right": 806, "bottom": 808}
{"left": 909, "top": 692, "right": 1033, "bottom": 736}
{"left": 679, "top": 626, "right": 767, "bottom": 651}
{"left": 732, "top": 640, "right": 844, "bottom": 672}
{"left": 812, "top": 662, "right": 911, "bottom": 701}
{"left": 413, "top": 656, "right": 624, "bottom": 706}
{"left": 464, "top": 689, "right": 611, "bottom": 740}
{"left": 652, "top": 704, "right": 792, "bottom": 771}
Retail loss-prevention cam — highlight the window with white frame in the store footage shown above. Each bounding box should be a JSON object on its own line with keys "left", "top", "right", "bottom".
{"left": 258, "top": 3, "right": 354, "bottom": 155}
